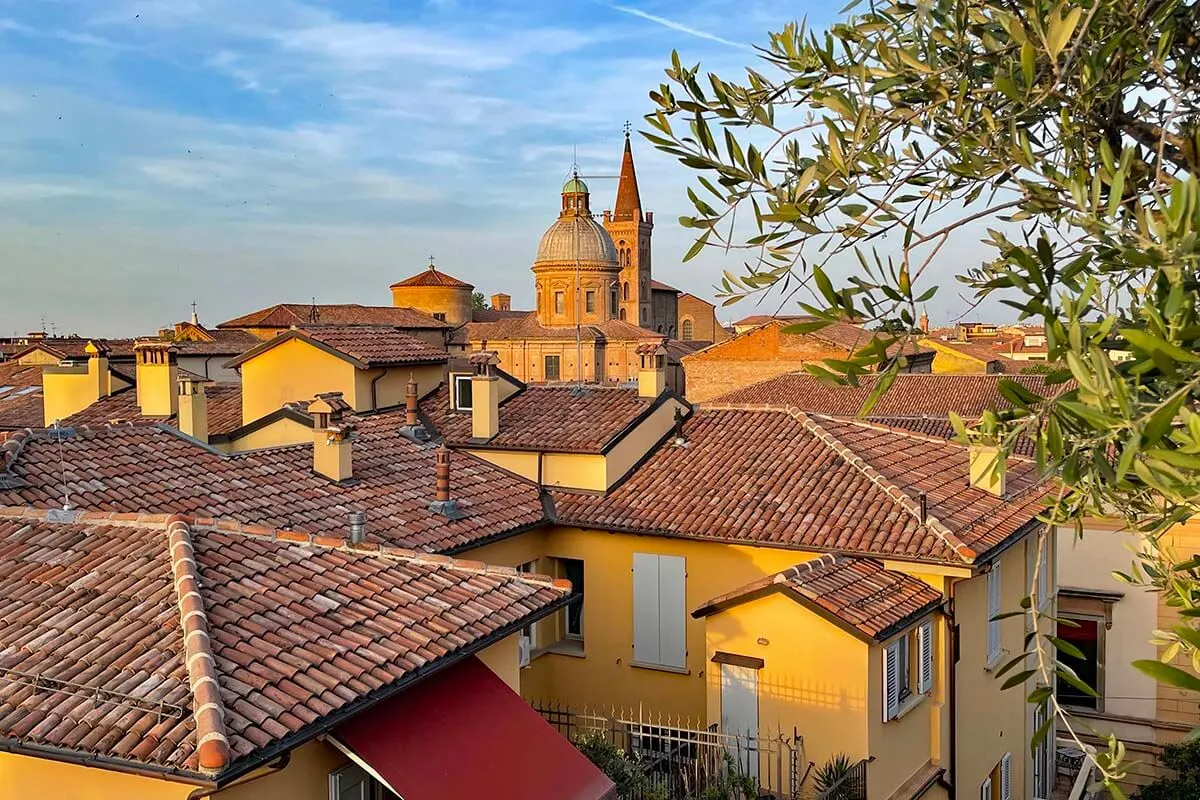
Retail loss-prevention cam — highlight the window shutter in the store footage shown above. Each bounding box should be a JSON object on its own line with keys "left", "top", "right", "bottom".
{"left": 980, "top": 776, "right": 992, "bottom": 800}
{"left": 657, "top": 555, "right": 687, "bottom": 669}
{"left": 1000, "top": 753, "right": 1012, "bottom": 800}
{"left": 633, "top": 554, "right": 661, "bottom": 664}
{"left": 883, "top": 641, "right": 900, "bottom": 721}
{"left": 918, "top": 621, "right": 934, "bottom": 694}
{"left": 987, "top": 562, "right": 1002, "bottom": 663}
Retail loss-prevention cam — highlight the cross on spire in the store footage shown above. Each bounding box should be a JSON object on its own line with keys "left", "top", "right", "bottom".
{"left": 190, "top": 300, "right": 199, "bottom": 325}
{"left": 428, "top": 255, "right": 436, "bottom": 270}
{"left": 623, "top": 120, "right": 632, "bottom": 137}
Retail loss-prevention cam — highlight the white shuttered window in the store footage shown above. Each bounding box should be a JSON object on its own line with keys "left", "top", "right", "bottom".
{"left": 987, "top": 561, "right": 1002, "bottom": 665}
{"left": 632, "top": 554, "right": 686, "bottom": 669}
{"left": 1000, "top": 752, "right": 1012, "bottom": 800}
{"left": 918, "top": 621, "right": 934, "bottom": 694}
{"left": 883, "top": 640, "right": 901, "bottom": 721}
{"left": 1037, "top": 533, "right": 1051, "bottom": 609}
{"left": 980, "top": 776, "right": 992, "bottom": 800}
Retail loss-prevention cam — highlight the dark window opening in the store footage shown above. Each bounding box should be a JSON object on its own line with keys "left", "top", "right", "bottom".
{"left": 544, "top": 355, "right": 561, "bottom": 381}
{"left": 1057, "top": 617, "right": 1102, "bottom": 710}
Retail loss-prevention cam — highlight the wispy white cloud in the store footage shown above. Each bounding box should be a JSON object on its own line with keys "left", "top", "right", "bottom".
{"left": 608, "top": 4, "right": 749, "bottom": 48}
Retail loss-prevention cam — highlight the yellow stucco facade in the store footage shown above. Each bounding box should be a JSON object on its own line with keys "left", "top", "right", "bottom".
{"left": 237, "top": 337, "right": 443, "bottom": 423}
{"left": 918, "top": 339, "right": 994, "bottom": 374}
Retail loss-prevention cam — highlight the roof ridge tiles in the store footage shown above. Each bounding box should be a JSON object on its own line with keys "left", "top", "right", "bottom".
{"left": 792, "top": 410, "right": 977, "bottom": 562}
{"left": 0, "top": 428, "right": 32, "bottom": 473}
{"left": 165, "top": 513, "right": 231, "bottom": 775}
{"left": 186, "top": 518, "right": 571, "bottom": 591}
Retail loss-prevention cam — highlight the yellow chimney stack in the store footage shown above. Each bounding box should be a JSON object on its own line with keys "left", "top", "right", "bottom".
{"left": 41, "top": 341, "right": 111, "bottom": 426}
{"left": 308, "top": 395, "right": 354, "bottom": 483}
{"left": 968, "top": 444, "right": 1007, "bottom": 496}
{"left": 468, "top": 350, "right": 500, "bottom": 441}
{"left": 134, "top": 339, "right": 178, "bottom": 418}
{"left": 636, "top": 341, "right": 667, "bottom": 399}
{"left": 178, "top": 376, "right": 209, "bottom": 443}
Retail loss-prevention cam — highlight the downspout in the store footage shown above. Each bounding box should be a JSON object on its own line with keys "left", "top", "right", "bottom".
{"left": 202, "top": 356, "right": 214, "bottom": 380}
{"left": 940, "top": 579, "right": 959, "bottom": 794}
{"left": 186, "top": 753, "right": 290, "bottom": 800}
{"left": 369, "top": 369, "right": 386, "bottom": 412}
{"left": 537, "top": 450, "right": 544, "bottom": 487}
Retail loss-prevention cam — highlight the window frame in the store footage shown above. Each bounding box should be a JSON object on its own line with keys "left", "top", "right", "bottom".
{"left": 681, "top": 318, "right": 694, "bottom": 341}
{"left": 562, "top": 558, "right": 585, "bottom": 639}
{"left": 544, "top": 354, "right": 561, "bottom": 382}
{"left": 452, "top": 374, "right": 473, "bottom": 411}
{"left": 1055, "top": 612, "right": 1105, "bottom": 712}
{"left": 883, "top": 619, "right": 934, "bottom": 721}
{"left": 554, "top": 291, "right": 565, "bottom": 316}
{"left": 585, "top": 290, "right": 596, "bottom": 314}
{"left": 987, "top": 561, "right": 1002, "bottom": 667}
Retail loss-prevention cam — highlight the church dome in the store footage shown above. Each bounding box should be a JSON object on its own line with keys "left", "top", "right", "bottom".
{"left": 534, "top": 216, "right": 618, "bottom": 266}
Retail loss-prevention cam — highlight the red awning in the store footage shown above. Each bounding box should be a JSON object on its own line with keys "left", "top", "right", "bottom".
{"left": 334, "top": 656, "right": 615, "bottom": 800}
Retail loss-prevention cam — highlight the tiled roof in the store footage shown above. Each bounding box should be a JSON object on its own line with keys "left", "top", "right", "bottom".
{"left": 688, "top": 319, "right": 932, "bottom": 361}
{"left": 650, "top": 280, "right": 679, "bottom": 292}
{"left": 0, "top": 363, "right": 44, "bottom": 430}
{"left": 465, "top": 312, "right": 662, "bottom": 343}
{"left": 170, "top": 329, "right": 260, "bottom": 356}
{"left": 732, "top": 314, "right": 808, "bottom": 327}
{"left": 9, "top": 338, "right": 138, "bottom": 361}
{"left": 0, "top": 507, "right": 569, "bottom": 780}
{"left": 423, "top": 384, "right": 673, "bottom": 453}
{"left": 712, "top": 372, "right": 1062, "bottom": 416}
{"left": 389, "top": 265, "right": 474, "bottom": 289}
{"left": 469, "top": 308, "right": 530, "bottom": 324}
{"left": 59, "top": 384, "right": 243, "bottom": 436}
{"left": 553, "top": 408, "right": 1046, "bottom": 565}
{"left": 227, "top": 327, "right": 447, "bottom": 370}
{"left": 217, "top": 304, "right": 451, "bottom": 331}
{"left": 0, "top": 407, "right": 546, "bottom": 552}
{"left": 299, "top": 326, "right": 448, "bottom": 368}
{"left": 693, "top": 554, "right": 943, "bottom": 641}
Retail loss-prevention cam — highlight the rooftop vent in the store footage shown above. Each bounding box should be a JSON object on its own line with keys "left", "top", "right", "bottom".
{"left": 428, "top": 445, "right": 463, "bottom": 519}
{"left": 348, "top": 511, "right": 366, "bottom": 544}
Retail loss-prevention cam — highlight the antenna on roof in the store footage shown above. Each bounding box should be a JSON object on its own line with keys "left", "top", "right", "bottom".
{"left": 52, "top": 420, "right": 71, "bottom": 511}
{"left": 308, "top": 297, "right": 320, "bottom": 324}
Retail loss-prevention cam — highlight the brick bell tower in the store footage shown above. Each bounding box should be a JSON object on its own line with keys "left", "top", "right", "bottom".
{"left": 603, "top": 125, "right": 654, "bottom": 329}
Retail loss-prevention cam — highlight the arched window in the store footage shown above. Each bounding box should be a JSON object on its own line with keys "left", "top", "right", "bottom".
{"left": 623, "top": 282, "right": 629, "bottom": 300}
{"left": 681, "top": 318, "right": 694, "bottom": 341}
{"left": 619, "top": 308, "right": 627, "bottom": 321}
{"left": 611, "top": 286, "right": 619, "bottom": 316}
{"left": 656, "top": 325, "right": 664, "bottom": 333}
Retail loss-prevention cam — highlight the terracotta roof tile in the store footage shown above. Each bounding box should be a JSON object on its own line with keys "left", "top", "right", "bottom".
{"left": 60, "top": 384, "right": 243, "bottom": 436}
{"left": 694, "top": 554, "right": 943, "bottom": 640}
{"left": 299, "top": 326, "right": 448, "bottom": 368}
{"left": 424, "top": 384, "right": 671, "bottom": 452}
{"left": 8, "top": 339, "right": 138, "bottom": 361}
{"left": 553, "top": 408, "right": 1046, "bottom": 565}
{"left": 217, "top": 304, "right": 452, "bottom": 331}
{"left": 389, "top": 265, "right": 473, "bottom": 289}
{"left": 0, "top": 407, "right": 545, "bottom": 552}
{"left": 0, "top": 509, "right": 569, "bottom": 778}
{"left": 465, "top": 312, "right": 662, "bottom": 343}
{"left": 0, "top": 364, "right": 44, "bottom": 430}
{"left": 170, "top": 329, "right": 260, "bottom": 357}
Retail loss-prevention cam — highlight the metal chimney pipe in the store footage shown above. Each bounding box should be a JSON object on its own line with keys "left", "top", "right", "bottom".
{"left": 435, "top": 446, "right": 451, "bottom": 503}
{"left": 918, "top": 491, "right": 928, "bottom": 524}
{"left": 348, "top": 511, "right": 366, "bottom": 544}
{"left": 405, "top": 375, "right": 419, "bottom": 427}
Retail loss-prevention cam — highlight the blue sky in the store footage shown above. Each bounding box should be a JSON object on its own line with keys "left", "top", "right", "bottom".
{"left": 0, "top": 0, "right": 994, "bottom": 336}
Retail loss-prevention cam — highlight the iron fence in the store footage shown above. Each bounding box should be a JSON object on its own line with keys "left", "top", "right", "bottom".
{"left": 815, "top": 758, "right": 868, "bottom": 800}
{"left": 532, "top": 700, "right": 804, "bottom": 800}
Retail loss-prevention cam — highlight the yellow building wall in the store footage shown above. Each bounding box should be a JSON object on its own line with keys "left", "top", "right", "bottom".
{"left": 353, "top": 363, "right": 443, "bottom": 411}
{"left": 465, "top": 526, "right": 823, "bottom": 718}
{"left": 209, "top": 740, "right": 346, "bottom": 800}
{"left": 42, "top": 366, "right": 102, "bottom": 426}
{"left": 464, "top": 448, "right": 540, "bottom": 482}
{"left": 953, "top": 542, "right": 1032, "bottom": 799}
{"left": 918, "top": 340, "right": 989, "bottom": 374}
{"left": 389, "top": 285, "right": 472, "bottom": 327}
{"left": 240, "top": 339, "right": 359, "bottom": 423}
{"left": 604, "top": 397, "right": 685, "bottom": 487}
{"left": 220, "top": 417, "right": 313, "bottom": 453}
{"left": 542, "top": 452, "right": 607, "bottom": 490}
{"left": 702, "top": 593, "right": 870, "bottom": 779}
{"left": 0, "top": 752, "right": 195, "bottom": 800}
{"left": 477, "top": 634, "right": 522, "bottom": 692}
{"left": 867, "top": 627, "right": 940, "bottom": 800}
{"left": 17, "top": 348, "right": 63, "bottom": 366}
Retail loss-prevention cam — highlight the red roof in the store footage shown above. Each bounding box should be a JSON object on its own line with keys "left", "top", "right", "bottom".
{"left": 61, "top": 383, "right": 243, "bottom": 436}
{"left": 225, "top": 327, "right": 448, "bottom": 370}
{"left": 611, "top": 134, "right": 642, "bottom": 222}
{"left": 0, "top": 508, "right": 570, "bottom": 781}
{"left": 217, "top": 304, "right": 451, "bottom": 330}
{"left": 0, "top": 363, "right": 44, "bottom": 430}
{"left": 389, "top": 264, "right": 474, "bottom": 289}
{"left": 335, "top": 656, "right": 615, "bottom": 800}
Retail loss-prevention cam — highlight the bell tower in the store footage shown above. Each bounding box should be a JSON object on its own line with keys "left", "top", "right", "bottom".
{"left": 603, "top": 125, "right": 654, "bottom": 329}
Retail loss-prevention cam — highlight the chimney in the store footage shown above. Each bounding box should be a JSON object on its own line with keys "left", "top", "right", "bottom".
{"left": 348, "top": 511, "right": 366, "bottom": 544}
{"left": 85, "top": 340, "right": 112, "bottom": 400}
{"left": 919, "top": 311, "right": 930, "bottom": 334}
{"left": 178, "top": 375, "right": 209, "bottom": 443}
{"left": 405, "top": 374, "right": 419, "bottom": 427}
{"left": 134, "top": 339, "right": 179, "bottom": 418}
{"left": 968, "top": 445, "right": 1006, "bottom": 496}
{"left": 308, "top": 395, "right": 354, "bottom": 483}
{"left": 490, "top": 293, "right": 511, "bottom": 312}
{"left": 670, "top": 405, "right": 689, "bottom": 447}
{"left": 428, "top": 445, "right": 461, "bottom": 517}
{"left": 157, "top": 327, "right": 174, "bottom": 339}
{"left": 468, "top": 350, "right": 500, "bottom": 441}
{"left": 636, "top": 341, "right": 667, "bottom": 398}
